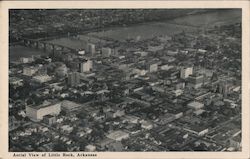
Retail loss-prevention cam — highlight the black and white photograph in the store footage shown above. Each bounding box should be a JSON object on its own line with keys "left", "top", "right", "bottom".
{"left": 7, "top": 8, "right": 243, "bottom": 152}
{"left": 0, "top": 1, "right": 249, "bottom": 158}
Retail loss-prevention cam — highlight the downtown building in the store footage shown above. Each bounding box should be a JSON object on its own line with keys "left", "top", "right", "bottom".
{"left": 102, "top": 47, "right": 112, "bottom": 57}
{"left": 180, "top": 66, "right": 193, "bottom": 79}
{"left": 68, "top": 72, "right": 80, "bottom": 87}
{"left": 23, "top": 66, "right": 38, "bottom": 76}
{"left": 187, "top": 74, "right": 204, "bottom": 89}
{"left": 87, "top": 43, "right": 95, "bottom": 55}
{"left": 26, "top": 100, "right": 61, "bottom": 121}
{"left": 80, "top": 60, "right": 93, "bottom": 73}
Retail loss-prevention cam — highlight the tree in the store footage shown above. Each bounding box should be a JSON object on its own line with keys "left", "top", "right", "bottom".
{"left": 70, "top": 127, "right": 79, "bottom": 136}
{"left": 26, "top": 98, "right": 34, "bottom": 105}
{"left": 99, "top": 107, "right": 104, "bottom": 114}
{"left": 79, "top": 138, "right": 88, "bottom": 151}
{"left": 59, "top": 110, "right": 67, "bottom": 116}
{"left": 91, "top": 128, "right": 105, "bottom": 141}
{"left": 76, "top": 112, "right": 87, "bottom": 119}
{"left": 53, "top": 141, "right": 67, "bottom": 151}
{"left": 132, "top": 143, "right": 142, "bottom": 151}
{"left": 103, "top": 124, "right": 110, "bottom": 132}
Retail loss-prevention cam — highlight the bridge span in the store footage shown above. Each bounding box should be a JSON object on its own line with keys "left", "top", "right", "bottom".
{"left": 18, "top": 38, "right": 78, "bottom": 55}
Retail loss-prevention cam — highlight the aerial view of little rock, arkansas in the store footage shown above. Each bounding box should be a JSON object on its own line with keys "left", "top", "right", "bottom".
{"left": 9, "top": 9, "right": 242, "bottom": 152}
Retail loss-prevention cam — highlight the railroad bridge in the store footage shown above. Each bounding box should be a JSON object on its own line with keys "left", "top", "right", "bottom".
{"left": 20, "top": 38, "right": 78, "bottom": 55}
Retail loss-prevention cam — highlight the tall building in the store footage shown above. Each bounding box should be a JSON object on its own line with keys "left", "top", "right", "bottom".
{"left": 87, "top": 43, "right": 95, "bottom": 55}
{"left": 218, "top": 80, "right": 230, "bottom": 97}
{"left": 68, "top": 72, "right": 80, "bottom": 87}
{"left": 70, "top": 59, "right": 81, "bottom": 71}
{"left": 80, "top": 60, "right": 93, "bottom": 73}
{"left": 211, "top": 72, "right": 219, "bottom": 82}
{"left": 180, "top": 66, "right": 193, "bottom": 79}
{"left": 188, "top": 74, "right": 204, "bottom": 89}
{"left": 102, "top": 47, "right": 112, "bottom": 57}
{"left": 26, "top": 100, "right": 61, "bottom": 121}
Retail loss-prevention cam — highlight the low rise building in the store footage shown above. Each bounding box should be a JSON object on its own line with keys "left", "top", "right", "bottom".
{"left": 122, "top": 115, "right": 139, "bottom": 124}
{"left": 32, "top": 75, "right": 52, "bottom": 83}
{"left": 43, "top": 114, "right": 56, "bottom": 125}
{"left": 61, "top": 100, "right": 82, "bottom": 113}
{"left": 85, "top": 145, "right": 96, "bottom": 152}
{"left": 20, "top": 57, "right": 34, "bottom": 63}
{"left": 9, "top": 77, "right": 23, "bottom": 87}
{"left": 183, "top": 126, "right": 208, "bottom": 136}
{"left": 187, "top": 101, "right": 204, "bottom": 110}
{"left": 23, "top": 67, "right": 38, "bottom": 76}
{"left": 149, "top": 63, "right": 158, "bottom": 73}
{"left": 141, "top": 121, "right": 153, "bottom": 130}
{"left": 26, "top": 100, "right": 61, "bottom": 121}
{"left": 106, "top": 130, "right": 129, "bottom": 141}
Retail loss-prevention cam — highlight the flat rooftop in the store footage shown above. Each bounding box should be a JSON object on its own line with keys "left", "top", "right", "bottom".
{"left": 27, "top": 100, "right": 60, "bottom": 110}
{"left": 61, "top": 100, "right": 82, "bottom": 111}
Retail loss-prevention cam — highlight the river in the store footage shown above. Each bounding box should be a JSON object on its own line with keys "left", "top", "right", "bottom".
{"left": 9, "top": 9, "right": 241, "bottom": 61}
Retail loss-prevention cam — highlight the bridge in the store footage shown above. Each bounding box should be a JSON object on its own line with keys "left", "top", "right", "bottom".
{"left": 19, "top": 38, "right": 78, "bottom": 55}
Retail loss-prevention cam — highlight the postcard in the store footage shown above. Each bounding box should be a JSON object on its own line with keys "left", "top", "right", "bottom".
{"left": 0, "top": 1, "right": 249, "bottom": 159}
